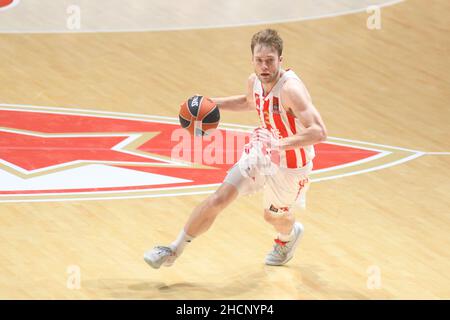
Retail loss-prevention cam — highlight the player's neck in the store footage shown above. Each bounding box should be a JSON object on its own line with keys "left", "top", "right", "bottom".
{"left": 262, "top": 69, "right": 285, "bottom": 95}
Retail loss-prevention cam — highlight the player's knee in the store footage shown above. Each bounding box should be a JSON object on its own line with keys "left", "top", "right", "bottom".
{"left": 264, "top": 209, "right": 292, "bottom": 224}
{"left": 207, "top": 183, "right": 237, "bottom": 210}
{"left": 264, "top": 209, "right": 276, "bottom": 224}
{"left": 207, "top": 192, "right": 230, "bottom": 211}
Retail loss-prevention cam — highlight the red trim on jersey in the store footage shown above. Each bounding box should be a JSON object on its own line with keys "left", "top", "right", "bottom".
{"left": 255, "top": 93, "right": 263, "bottom": 127}
{"left": 287, "top": 113, "right": 307, "bottom": 167}
{"left": 261, "top": 82, "right": 274, "bottom": 99}
{"left": 287, "top": 114, "right": 297, "bottom": 134}
{"left": 255, "top": 93, "right": 260, "bottom": 111}
{"left": 263, "top": 99, "right": 272, "bottom": 129}
{"left": 261, "top": 73, "right": 282, "bottom": 99}
{"left": 272, "top": 106, "right": 297, "bottom": 168}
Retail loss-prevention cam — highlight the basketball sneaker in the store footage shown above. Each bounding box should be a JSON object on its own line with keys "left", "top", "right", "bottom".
{"left": 265, "top": 222, "right": 304, "bottom": 266}
{"left": 144, "top": 245, "right": 177, "bottom": 269}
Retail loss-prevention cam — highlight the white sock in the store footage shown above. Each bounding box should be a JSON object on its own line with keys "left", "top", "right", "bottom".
{"left": 277, "top": 225, "right": 295, "bottom": 242}
{"left": 170, "top": 229, "right": 194, "bottom": 255}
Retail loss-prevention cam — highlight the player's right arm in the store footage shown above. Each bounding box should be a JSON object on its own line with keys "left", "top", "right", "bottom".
{"left": 210, "top": 74, "right": 256, "bottom": 112}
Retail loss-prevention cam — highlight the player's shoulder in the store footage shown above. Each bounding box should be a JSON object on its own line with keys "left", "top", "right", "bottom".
{"left": 281, "top": 73, "right": 307, "bottom": 95}
{"left": 281, "top": 78, "right": 302, "bottom": 97}
{"left": 281, "top": 73, "right": 311, "bottom": 104}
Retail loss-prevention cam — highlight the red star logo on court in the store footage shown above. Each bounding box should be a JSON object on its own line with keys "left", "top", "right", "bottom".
{"left": 0, "top": 106, "right": 422, "bottom": 202}
{"left": 0, "top": 128, "right": 179, "bottom": 174}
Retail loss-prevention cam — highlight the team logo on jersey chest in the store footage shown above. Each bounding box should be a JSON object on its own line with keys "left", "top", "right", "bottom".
{"left": 0, "top": 104, "right": 422, "bottom": 202}
{"left": 272, "top": 96, "right": 281, "bottom": 114}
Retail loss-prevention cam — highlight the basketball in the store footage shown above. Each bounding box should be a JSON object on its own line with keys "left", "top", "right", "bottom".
{"left": 179, "top": 95, "right": 220, "bottom": 136}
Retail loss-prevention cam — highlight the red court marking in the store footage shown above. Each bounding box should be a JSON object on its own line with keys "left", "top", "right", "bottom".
{"left": 0, "top": 0, "right": 13, "bottom": 8}
{"left": 0, "top": 109, "right": 379, "bottom": 194}
{"left": 0, "top": 131, "right": 165, "bottom": 171}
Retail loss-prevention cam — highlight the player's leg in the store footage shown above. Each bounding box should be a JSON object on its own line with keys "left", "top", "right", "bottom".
{"left": 143, "top": 144, "right": 266, "bottom": 269}
{"left": 144, "top": 182, "right": 238, "bottom": 269}
{"left": 263, "top": 208, "right": 304, "bottom": 266}
{"left": 184, "top": 182, "right": 238, "bottom": 237}
{"left": 262, "top": 166, "right": 311, "bottom": 266}
{"left": 263, "top": 207, "right": 295, "bottom": 236}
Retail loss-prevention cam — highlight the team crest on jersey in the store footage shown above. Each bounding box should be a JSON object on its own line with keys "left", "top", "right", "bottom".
{"left": 0, "top": 0, "right": 20, "bottom": 11}
{"left": 0, "top": 104, "right": 422, "bottom": 202}
{"left": 272, "top": 97, "right": 281, "bottom": 114}
{"left": 272, "top": 105, "right": 281, "bottom": 114}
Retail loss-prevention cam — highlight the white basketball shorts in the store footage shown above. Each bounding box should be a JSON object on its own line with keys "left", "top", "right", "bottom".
{"left": 224, "top": 159, "right": 313, "bottom": 213}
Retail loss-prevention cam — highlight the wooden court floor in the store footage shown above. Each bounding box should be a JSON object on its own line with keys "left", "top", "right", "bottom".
{"left": 0, "top": 0, "right": 449, "bottom": 299}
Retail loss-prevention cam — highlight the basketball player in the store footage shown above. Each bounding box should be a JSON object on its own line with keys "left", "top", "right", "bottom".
{"left": 144, "top": 29, "right": 327, "bottom": 268}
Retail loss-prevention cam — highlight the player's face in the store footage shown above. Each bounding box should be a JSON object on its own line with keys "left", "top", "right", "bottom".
{"left": 252, "top": 44, "right": 282, "bottom": 84}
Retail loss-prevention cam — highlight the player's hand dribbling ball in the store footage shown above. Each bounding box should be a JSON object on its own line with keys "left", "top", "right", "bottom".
{"left": 179, "top": 95, "right": 220, "bottom": 136}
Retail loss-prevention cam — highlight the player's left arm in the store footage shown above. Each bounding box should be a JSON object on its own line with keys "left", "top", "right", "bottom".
{"left": 277, "top": 79, "right": 327, "bottom": 151}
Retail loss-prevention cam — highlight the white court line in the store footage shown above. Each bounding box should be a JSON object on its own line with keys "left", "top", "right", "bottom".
{"left": 329, "top": 136, "right": 423, "bottom": 154}
{"left": 312, "top": 152, "right": 425, "bottom": 182}
{"left": 0, "top": 0, "right": 405, "bottom": 34}
{"left": 320, "top": 140, "right": 390, "bottom": 154}
{"left": 424, "top": 152, "right": 450, "bottom": 155}
{"left": 0, "top": 190, "right": 217, "bottom": 203}
{"left": 312, "top": 150, "right": 390, "bottom": 175}
{"left": 0, "top": 182, "right": 221, "bottom": 197}
{"left": 0, "top": 105, "right": 179, "bottom": 125}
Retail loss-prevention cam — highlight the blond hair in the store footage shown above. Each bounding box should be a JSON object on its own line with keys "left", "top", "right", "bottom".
{"left": 251, "top": 29, "right": 283, "bottom": 56}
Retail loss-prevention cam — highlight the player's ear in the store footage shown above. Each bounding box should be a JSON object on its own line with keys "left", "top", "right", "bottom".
{"left": 279, "top": 55, "right": 283, "bottom": 63}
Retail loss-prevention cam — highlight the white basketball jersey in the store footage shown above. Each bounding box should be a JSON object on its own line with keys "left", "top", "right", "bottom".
{"left": 253, "top": 69, "right": 315, "bottom": 169}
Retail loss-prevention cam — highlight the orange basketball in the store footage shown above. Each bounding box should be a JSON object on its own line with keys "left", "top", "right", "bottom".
{"left": 179, "top": 95, "right": 220, "bottom": 136}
